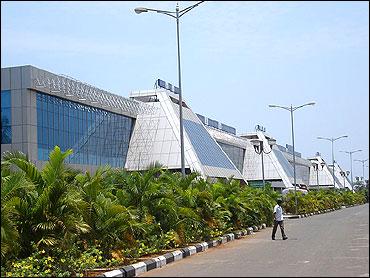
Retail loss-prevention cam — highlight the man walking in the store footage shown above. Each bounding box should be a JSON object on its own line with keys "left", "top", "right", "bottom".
{"left": 272, "top": 198, "right": 288, "bottom": 240}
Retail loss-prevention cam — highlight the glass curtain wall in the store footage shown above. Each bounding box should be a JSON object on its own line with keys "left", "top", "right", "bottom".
{"left": 36, "top": 92, "right": 134, "bottom": 167}
{"left": 1, "top": 90, "right": 11, "bottom": 144}
{"left": 183, "top": 119, "right": 236, "bottom": 170}
{"left": 217, "top": 141, "right": 245, "bottom": 173}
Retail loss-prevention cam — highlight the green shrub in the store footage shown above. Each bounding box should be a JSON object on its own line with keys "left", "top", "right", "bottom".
{"left": 283, "top": 189, "right": 366, "bottom": 214}
{"left": 4, "top": 247, "right": 71, "bottom": 277}
{"left": 4, "top": 244, "right": 120, "bottom": 277}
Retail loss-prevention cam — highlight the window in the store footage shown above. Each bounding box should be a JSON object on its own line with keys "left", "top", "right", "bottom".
{"left": 36, "top": 92, "right": 134, "bottom": 167}
{"left": 218, "top": 141, "right": 245, "bottom": 173}
{"left": 183, "top": 119, "right": 236, "bottom": 170}
{"left": 1, "top": 90, "right": 12, "bottom": 144}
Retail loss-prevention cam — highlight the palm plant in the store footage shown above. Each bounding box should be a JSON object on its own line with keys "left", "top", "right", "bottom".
{"left": 168, "top": 172, "right": 205, "bottom": 244}
{"left": 1, "top": 164, "right": 35, "bottom": 260}
{"left": 210, "top": 178, "right": 246, "bottom": 230}
{"left": 74, "top": 166, "right": 114, "bottom": 232}
{"left": 241, "top": 185, "right": 278, "bottom": 227}
{"left": 75, "top": 166, "right": 146, "bottom": 252}
{"left": 2, "top": 146, "right": 90, "bottom": 256}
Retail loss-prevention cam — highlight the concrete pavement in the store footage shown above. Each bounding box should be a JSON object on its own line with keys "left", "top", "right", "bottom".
{"left": 138, "top": 204, "right": 369, "bottom": 277}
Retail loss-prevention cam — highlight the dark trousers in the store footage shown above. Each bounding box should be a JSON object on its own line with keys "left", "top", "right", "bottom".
{"left": 272, "top": 220, "right": 287, "bottom": 239}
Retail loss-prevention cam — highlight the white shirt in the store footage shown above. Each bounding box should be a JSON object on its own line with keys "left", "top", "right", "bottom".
{"left": 273, "top": 204, "right": 284, "bottom": 221}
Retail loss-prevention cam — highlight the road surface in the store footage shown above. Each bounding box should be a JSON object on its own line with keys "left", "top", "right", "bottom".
{"left": 140, "top": 204, "right": 369, "bottom": 277}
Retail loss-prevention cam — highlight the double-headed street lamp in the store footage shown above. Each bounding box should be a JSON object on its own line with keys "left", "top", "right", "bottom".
{"left": 312, "top": 160, "right": 325, "bottom": 190}
{"left": 134, "top": 1, "right": 204, "bottom": 177}
{"left": 317, "top": 135, "right": 348, "bottom": 188}
{"left": 354, "top": 158, "right": 368, "bottom": 181}
{"left": 250, "top": 137, "right": 276, "bottom": 190}
{"left": 340, "top": 149, "right": 362, "bottom": 187}
{"left": 339, "top": 170, "right": 350, "bottom": 189}
{"left": 269, "top": 102, "right": 315, "bottom": 214}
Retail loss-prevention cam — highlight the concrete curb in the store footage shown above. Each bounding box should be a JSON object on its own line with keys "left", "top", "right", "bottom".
{"left": 97, "top": 224, "right": 267, "bottom": 277}
{"left": 97, "top": 204, "right": 364, "bottom": 277}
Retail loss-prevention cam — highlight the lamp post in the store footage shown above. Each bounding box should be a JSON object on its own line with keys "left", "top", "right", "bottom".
{"left": 354, "top": 159, "right": 368, "bottom": 181}
{"left": 340, "top": 170, "right": 350, "bottom": 189}
{"left": 269, "top": 102, "right": 315, "bottom": 214}
{"left": 134, "top": 1, "right": 204, "bottom": 177}
{"left": 312, "top": 161, "right": 325, "bottom": 190}
{"left": 340, "top": 149, "right": 362, "bottom": 188}
{"left": 317, "top": 135, "right": 348, "bottom": 188}
{"left": 250, "top": 137, "right": 276, "bottom": 189}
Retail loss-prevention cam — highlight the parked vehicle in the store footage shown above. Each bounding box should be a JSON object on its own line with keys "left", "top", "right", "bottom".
{"left": 282, "top": 187, "right": 308, "bottom": 195}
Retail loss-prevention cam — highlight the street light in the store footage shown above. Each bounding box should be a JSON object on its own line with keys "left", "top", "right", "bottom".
{"left": 134, "top": 1, "right": 204, "bottom": 177}
{"left": 317, "top": 135, "right": 348, "bottom": 188}
{"left": 354, "top": 159, "right": 368, "bottom": 181}
{"left": 250, "top": 137, "right": 276, "bottom": 189}
{"left": 269, "top": 101, "right": 315, "bottom": 214}
{"left": 339, "top": 170, "right": 350, "bottom": 190}
{"left": 312, "top": 161, "right": 325, "bottom": 190}
{"left": 340, "top": 149, "right": 362, "bottom": 187}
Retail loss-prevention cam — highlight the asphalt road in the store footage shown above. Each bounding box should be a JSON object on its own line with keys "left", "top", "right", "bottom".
{"left": 139, "top": 204, "right": 369, "bottom": 277}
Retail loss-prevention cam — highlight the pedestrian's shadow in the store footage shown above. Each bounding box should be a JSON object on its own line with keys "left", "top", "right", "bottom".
{"left": 273, "top": 238, "right": 298, "bottom": 240}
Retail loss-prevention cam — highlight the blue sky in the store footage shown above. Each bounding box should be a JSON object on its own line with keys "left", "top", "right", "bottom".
{"left": 1, "top": 1, "right": 369, "bottom": 179}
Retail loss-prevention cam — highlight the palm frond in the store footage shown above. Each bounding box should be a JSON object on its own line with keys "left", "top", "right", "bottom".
{"left": 41, "top": 146, "right": 73, "bottom": 186}
{"left": 2, "top": 150, "right": 44, "bottom": 187}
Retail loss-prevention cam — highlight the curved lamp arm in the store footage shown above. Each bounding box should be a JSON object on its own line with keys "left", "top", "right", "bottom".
{"left": 317, "top": 136, "right": 331, "bottom": 142}
{"left": 293, "top": 102, "right": 315, "bottom": 111}
{"left": 134, "top": 7, "right": 176, "bottom": 18}
{"left": 262, "top": 148, "right": 273, "bottom": 154}
{"left": 262, "top": 138, "right": 276, "bottom": 154}
{"left": 333, "top": 135, "right": 348, "bottom": 141}
{"left": 135, "top": 1, "right": 205, "bottom": 19}
{"left": 179, "top": 1, "right": 205, "bottom": 17}
{"left": 250, "top": 139, "right": 262, "bottom": 154}
{"left": 268, "top": 104, "right": 291, "bottom": 111}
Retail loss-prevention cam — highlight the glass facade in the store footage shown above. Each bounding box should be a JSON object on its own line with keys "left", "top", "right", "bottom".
{"left": 273, "top": 149, "right": 294, "bottom": 178}
{"left": 36, "top": 92, "right": 134, "bottom": 167}
{"left": 217, "top": 141, "right": 245, "bottom": 173}
{"left": 1, "top": 90, "right": 11, "bottom": 144}
{"left": 183, "top": 119, "right": 235, "bottom": 170}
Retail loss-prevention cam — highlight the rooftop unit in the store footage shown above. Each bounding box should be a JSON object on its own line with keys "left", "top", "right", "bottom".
{"left": 196, "top": 113, "right": 236, "bottom": 135}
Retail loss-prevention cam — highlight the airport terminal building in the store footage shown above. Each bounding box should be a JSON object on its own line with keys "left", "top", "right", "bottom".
{"left": 1, "top": 65, "right": 241, "bottom": 180}
{"left": 1, "top": 65, "right": 352, "bottom": 190}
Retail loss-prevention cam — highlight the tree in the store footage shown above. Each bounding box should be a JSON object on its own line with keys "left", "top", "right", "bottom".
{"left": 1, "top": 146, "right": 90, "bottom": 256}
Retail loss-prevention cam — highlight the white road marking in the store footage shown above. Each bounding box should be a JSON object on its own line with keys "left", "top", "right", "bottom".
{"left": 297, "top": 260, "right": 310, "bottom": 264}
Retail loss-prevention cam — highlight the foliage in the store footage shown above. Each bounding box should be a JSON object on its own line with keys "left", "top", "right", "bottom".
{"left": 1, "top": 146, "right": 366, "bottom": 276}
{"left": 1, "top": 170, "right": 35, "bottom": 259}
{"left": 283, "top": 189, "right": 366, "bottom": 214}
{"left": 1, "top": 147, "right": 90, "bottom": 260}
{"left": 3, "top": 243, "right": 117, "bottom": 277}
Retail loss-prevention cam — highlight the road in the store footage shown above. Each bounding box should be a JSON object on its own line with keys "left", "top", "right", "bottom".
{"left": 139, "top": 204, "right": 369, "bottom": 277}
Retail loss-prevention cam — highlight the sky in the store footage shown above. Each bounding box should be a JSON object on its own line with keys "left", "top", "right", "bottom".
{"left": 1, "top": 1, "right": 369, "bottom": 179}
